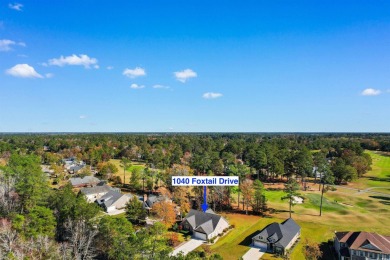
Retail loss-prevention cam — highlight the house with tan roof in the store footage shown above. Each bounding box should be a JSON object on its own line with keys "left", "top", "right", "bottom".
{"left": 334, "top": 231, "right": 390, "bottom": 260}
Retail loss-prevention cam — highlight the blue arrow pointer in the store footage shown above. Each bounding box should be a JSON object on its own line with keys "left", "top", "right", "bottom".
{"left": 201, "top": 186, "right": 208, "bottom": 212}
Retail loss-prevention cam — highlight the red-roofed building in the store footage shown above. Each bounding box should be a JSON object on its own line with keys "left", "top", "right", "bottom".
{"left": 334, "top": 231, "right": 390, "bottom": 260}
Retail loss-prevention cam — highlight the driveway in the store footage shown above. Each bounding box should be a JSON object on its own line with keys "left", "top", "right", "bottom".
{"left": 242, "top": 247, "right": 265, "bottom": 260}
{"left": 170, "top": 239, "right": 204, "bottom": 256}
{"left": 107, "top": 209, "right": 126, "bottom": 216}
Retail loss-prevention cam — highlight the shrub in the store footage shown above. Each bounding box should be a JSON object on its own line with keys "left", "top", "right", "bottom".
{"left": 172, "top": 223, "right": 178, "bottom": 231}
{"left": 166, "top": 232, "right": 179, "bottom": 246}
{"left": 202, "top": 244, "right": 211, "bottom": 254}
{"left": 112, "top": 176, "right": 122, "bottom": 185}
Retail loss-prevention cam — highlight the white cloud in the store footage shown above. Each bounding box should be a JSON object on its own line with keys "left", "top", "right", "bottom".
{"left": 8, "top": 3, "right": 23, "bottom": 11}
{"left": 79, "top": 115, "right": 87, "bottom": 119}
{"left": 48, "top": 54, "right": 98, "bottom": 69}
{"left": 202, "top": 92, "right": 223, "bottom": 99}
{"left": 152, "top": 84, "right": 170, "bottom": 89}
{"left": 361, "top": 88, "right": 381, "bottom": 96}
{"left": 123, "top": 67, "right": 146, "bottom": 78}
{"left": 17, "top": 54, "right": 28, "bottom": 58}
{"left": 0, "top": 39, "right": 25, "bottom": 52}
{"left": 5, "top": 64, "right": 43, "bottom": 78}
{"left": 174, "top": 69, "right": 197, "bottom": 83}
{"left": 130, "top": 83, "right": 145, "bottom": 89}
{"left": 106, "top": 66, "right": 114, "bottom": 70}
{"left": 45, "top": 73, "right": 54, "bottom": 78}
{"left": 0, "top": 39, "right": 15, "bottom": 51}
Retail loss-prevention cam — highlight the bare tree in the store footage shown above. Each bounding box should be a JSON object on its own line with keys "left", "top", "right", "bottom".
{"left": 0, "top": 174, "right": 20, "bottom": 215}
{"left": 0, "top": 218, "right": 20, "bottom": 259}
{"left": 64, "top": 218, "right": 98, "bottom": 260}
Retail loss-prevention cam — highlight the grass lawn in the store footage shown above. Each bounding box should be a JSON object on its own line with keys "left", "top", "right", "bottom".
{"left": 348, "top": 150, "right": 390, "bottom": 192}
{"left": 210, "top": 213, "right": 335, "bottom": 260}
{"left": 109, "top": 159, "right": 146, "bottom": 184}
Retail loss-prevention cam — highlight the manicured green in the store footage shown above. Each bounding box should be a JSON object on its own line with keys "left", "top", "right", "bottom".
{"left": 301, "top": 193, "right": 347, "bottom": 213}
{"left": 352, "top": 151, "right": 390, "bottom": 191}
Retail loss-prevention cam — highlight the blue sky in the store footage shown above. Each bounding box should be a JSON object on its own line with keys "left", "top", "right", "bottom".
{"left": 1, "top": 0, "right": 390, "bottom": 132}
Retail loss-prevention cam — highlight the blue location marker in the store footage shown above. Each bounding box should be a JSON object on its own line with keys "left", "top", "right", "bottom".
{"left": 201, "top": 186, "right": 208, "bottom": 212}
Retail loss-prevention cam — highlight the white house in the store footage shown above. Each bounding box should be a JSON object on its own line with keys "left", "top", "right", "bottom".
{"left": 80, "top": 185, "right": 120, "bottom": 203}
{"left": 96, "top": 190, "right": 132, "bottom": 214}
{"left": 181, "top": 209, "right": 230, "bottom": 241}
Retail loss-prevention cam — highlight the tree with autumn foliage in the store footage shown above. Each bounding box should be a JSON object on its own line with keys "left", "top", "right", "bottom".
{"left": 303, "top": 239, "right": 321, "bottom": 260}
{"left": 96, "top": 162, "right": 118, "bottom": 180}
{"left": 153, "top": 201, "right": 176, "bottom": 228}
{"left": 240, "top": 178, "right": 253, "bottom": 214}
{"left": 165, "top": 164, "right": 191, "bottom": 216}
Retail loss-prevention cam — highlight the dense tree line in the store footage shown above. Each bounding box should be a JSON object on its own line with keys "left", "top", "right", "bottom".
{"left": 0, "top": 133, "right": 380, "bottom": 182}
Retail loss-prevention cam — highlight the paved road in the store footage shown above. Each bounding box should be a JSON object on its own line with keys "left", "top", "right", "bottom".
{"left": 170, "top": 239, "right": 204, "bottom": 256}
{"left": 242, "top": 247, "right": 265, "bottom": 260}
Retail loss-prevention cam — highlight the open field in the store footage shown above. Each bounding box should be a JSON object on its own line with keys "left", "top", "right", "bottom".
{"left": 210, "top": 151, "right": 390, "bottom": 259}
{"left": 218, "top": 190, "right": 389, "bottom": 259}
{"left": 109, "top": 159, "right": 146, "bottom": 184}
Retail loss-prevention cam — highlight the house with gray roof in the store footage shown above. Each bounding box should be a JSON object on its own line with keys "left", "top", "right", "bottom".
{"left": 80, "top": 184, "right": 120, "bottom": 203}
{"left": 63, "top": 157, "right": 86, "bottom": 174}
{"left": 96, "top": 190, "right": 133, "bottom": 214}
{"left": 69, "top": 176, "right": 100, "bottom": 188}
{"left": 142, "top": 194, "right": 170, "bottom": 211}
{"left": 251, "top": 218, "right": 301, "bottom": 255}
{"left": 181, "top": 209, "right": 230, "bottom": 241}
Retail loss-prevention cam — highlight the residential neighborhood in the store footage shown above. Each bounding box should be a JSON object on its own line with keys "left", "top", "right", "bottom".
{"left": 1, "top": 1, "right": 390, "bottom": 258}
